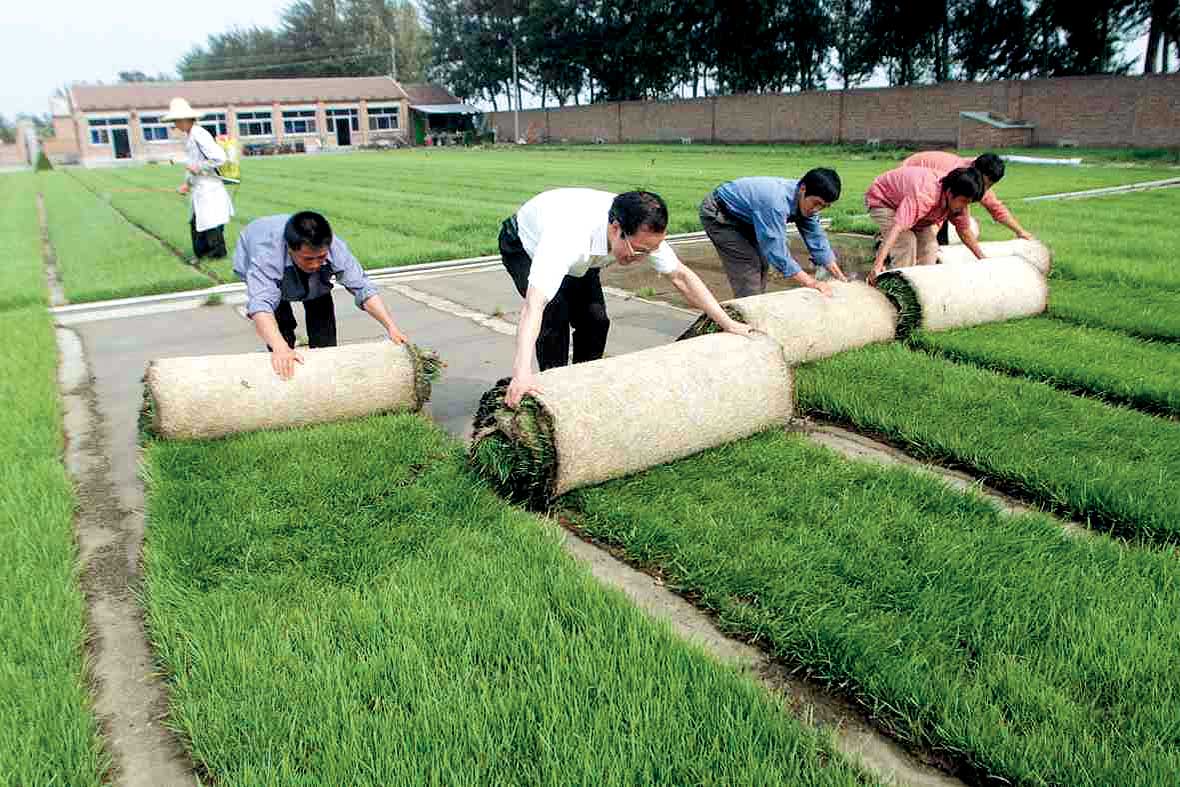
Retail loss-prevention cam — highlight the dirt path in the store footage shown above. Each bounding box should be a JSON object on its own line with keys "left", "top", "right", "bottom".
{"left": 55, "top": 327, "right": 196, "bottom": 784}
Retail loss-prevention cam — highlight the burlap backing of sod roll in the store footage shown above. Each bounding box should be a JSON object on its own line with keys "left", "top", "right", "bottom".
{"left": 676, "top": 282, "right": 898, "bottom": 364}
{"left": 877, "top": 256, "right": 1049, "bottom": 338}
{"left": 470, "top": 333, "right": 794, "bottom": 508}
{"left": 144, "top": 341, "right": 440, "bottom": 440}
{"left": 937, "top": 239, "right": 1053, "bottom": 276}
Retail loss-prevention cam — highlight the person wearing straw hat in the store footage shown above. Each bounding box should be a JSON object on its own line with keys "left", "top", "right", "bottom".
{"left": 163, "top": 97, "right": 234, "bottom": 260}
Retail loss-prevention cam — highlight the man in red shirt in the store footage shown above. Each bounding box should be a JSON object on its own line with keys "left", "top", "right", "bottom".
{"left": 904, "top": 151, "right": 1033, "bottom": 242}
{"left": 865, "top": 166, "right": 985, "bottom": 284}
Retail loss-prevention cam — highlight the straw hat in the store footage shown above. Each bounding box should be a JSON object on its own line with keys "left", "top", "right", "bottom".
{"left": 161, "top": 97, "right": 200, "bottom": 122}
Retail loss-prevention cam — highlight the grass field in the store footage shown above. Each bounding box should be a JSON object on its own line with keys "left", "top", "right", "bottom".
{"left": 65, "top": 144, "right": 1176, "bottom": 287}
{"left": 568, "top": 430, "right": 1180, "bottom": 787}
{"left": 0, "top": 172, "right": 50, "bottom": 311}
{"left": 0, "top": 306, "right": 106, "bottom": 785}
{"left": 910, "top": 316, "right": 1180, "bottom": 416}
{"left": 41, "top": 172, "right": 212, "bottom": 302}
{"left": 798, "top": 342, "right": 1180, "bottom": 540}
{"left": 5, "top": 142, "right": 1179, "bottom": 784}
{"left": 143, "top": 414, "right": 869, "bottom": 786}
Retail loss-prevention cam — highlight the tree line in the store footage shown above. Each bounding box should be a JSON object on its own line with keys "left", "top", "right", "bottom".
{"left": 148, "top": 0, "right": 1177, "bottom": 108}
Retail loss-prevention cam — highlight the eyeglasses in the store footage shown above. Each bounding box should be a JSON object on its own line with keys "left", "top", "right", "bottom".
{"left": 621, "top": 232, "right": 656, "bottom": 259}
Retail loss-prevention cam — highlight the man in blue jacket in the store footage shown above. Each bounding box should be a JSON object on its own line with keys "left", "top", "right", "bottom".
{"left": 699, "top": 168, "right": 847, "bottom": 298}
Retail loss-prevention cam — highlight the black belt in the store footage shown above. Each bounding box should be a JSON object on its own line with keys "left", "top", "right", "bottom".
{"left": 712, "top": 190, "right": 757, "bottom": 241}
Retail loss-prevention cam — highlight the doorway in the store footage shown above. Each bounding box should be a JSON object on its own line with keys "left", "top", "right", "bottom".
{"left": 335, "top": 120, "right": 351, "bottom": 147}
{"left": 112, "top": 128, "right": 131, "bottom": 159}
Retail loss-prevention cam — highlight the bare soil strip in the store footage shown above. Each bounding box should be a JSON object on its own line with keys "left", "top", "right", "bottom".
{"left": 37, "top": 193, "right": 67, "bottom": 307}
{"left": 55, "top": 327, "right": 196, "bottom": 787}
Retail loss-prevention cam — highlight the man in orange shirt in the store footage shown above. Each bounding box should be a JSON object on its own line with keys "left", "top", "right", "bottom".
{"left": 904, "top": 151, "right": 1033, "bottom": 242}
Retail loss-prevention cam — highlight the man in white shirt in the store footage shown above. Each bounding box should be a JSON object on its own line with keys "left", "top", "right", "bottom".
{"left": 162, "top": 97, "right": 234, "bottom": 259}
{"left": 499, "top": 188, "right": 751, "bottom": 407}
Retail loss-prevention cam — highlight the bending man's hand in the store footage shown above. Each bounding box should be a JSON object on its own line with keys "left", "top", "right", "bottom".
{"left": 505, "top": 371, "right": 543, "bottom": 409}
{"left": 386, "top": 323, "right": 408, "bottom": 344}
{"left": 867, "top": 261, "right": 887, "bottom": 286}
{"left": 720, "top": 318, "right": 754, "bottom": 337}
{"left": 271, "top": 345, "right": 304, "bottom": 380}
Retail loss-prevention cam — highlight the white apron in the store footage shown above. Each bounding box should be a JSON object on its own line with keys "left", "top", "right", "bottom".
{"left": 186, "top": 126, "right": 235, "bottom": 232}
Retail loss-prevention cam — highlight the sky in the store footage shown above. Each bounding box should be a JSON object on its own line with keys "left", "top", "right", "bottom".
{"left": 0, "top": 0, "right": 292, "bottom": 118}
{"left": 0, "top": 1, "right": 1152, "bottom": 119}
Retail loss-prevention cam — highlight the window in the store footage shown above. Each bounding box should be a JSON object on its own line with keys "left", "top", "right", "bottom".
{"left": 237, "top": 111, "right": 273, "bottom": 138}
{"left": 200, "top": 112, "right": 228, "bottom": 137}
{"left": 327, "top": 107, "right": 359, "bottom": 132}
{"left": 87, "top": 116, "right": 127, "bottom": 145}
{"left": 139, "top": 115, "right": 170, "bottom": 142}
{"left": 282, "top": 109, "right": 317, "bottom": 135}
{"left": 368, "top": 105, "right": 399, "bottom": 131}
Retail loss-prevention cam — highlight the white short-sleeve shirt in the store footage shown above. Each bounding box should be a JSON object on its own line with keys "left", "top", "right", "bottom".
{"left": 515, "top": 188, "right": 680, "bottom": 300}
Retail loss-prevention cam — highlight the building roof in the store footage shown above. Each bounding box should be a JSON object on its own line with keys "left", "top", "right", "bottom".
{"left": 70, "top": 76, "right": 417, "bottom": 112}
{"left": 400, "top": 83, "right": 460, "bottom": 105}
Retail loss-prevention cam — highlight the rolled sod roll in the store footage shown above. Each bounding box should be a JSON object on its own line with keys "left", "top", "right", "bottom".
{"left": 876, "top": 256, "right": 1049, "bottom": 338}
{"left": 676, "top": 282, "right": 898, "bottom": 364}
{"left": 937, "top": 238, "right": 1053, "bottom": 276}
{"left": 143, "top": 341, "right": 441, "bottom": 440}
{"left": 470, "top": 333, "right": 794, "bottom": 509}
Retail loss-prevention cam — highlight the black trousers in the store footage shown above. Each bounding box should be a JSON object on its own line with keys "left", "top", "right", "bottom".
{"left": 273, "top": 294, "right": 338, "bottom": 350}
{"left": 499, "top": 218, "right": 610, "bottom": 371}
{"left": 190, "top": 218, "right": 227, "bottom": 259}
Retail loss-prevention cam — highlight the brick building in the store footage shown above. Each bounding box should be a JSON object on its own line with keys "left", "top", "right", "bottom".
{"left": 46, "top": 77, "right": 477, "bottom": 166}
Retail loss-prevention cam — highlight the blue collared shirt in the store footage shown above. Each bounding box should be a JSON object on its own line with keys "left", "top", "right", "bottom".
{"left": 232, "top": 214, "right": 379, "bottom": 317}
{"left": 714, "top": 177, "right": 835, "bottom": 277}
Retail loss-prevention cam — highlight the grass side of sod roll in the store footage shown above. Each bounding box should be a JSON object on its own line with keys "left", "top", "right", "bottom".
{"left": 0, "top": 172, "right": 49, "bottom": 311}
{"left": 568, "top": 429, "right": 1180, "bottom": 787}
{"left": 42, "top": 172, "right": 211, "bottom": 302}
{"left": 909, "top": 316, "right": 1180, "bottom": 416}
{"left": 1048, "top": 279, "right": 1180, "bottom": 343}
{"left": 796, "top": 342, "right": 1180, "bottom": 540}
{"left": 0, "top": 306, "right": 107, "bottom": 785}
{"left": 142, "top": 413, "right": 871, "bottom": 786}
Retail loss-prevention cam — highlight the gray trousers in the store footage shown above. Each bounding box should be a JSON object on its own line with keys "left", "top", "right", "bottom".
{"left": 699, "top": 191, "right": 767, "bottom": 299}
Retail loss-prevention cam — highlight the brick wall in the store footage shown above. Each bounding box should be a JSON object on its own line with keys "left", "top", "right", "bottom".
{"left": 487, "top": 73, "right": 1180, "bottom": 149}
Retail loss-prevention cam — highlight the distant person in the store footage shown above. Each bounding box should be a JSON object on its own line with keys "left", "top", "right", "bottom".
{"left": 499, "top": 188, "right": 751, "bottom": 408}
{"left": 233, "top": 212, "right": 409, "bottom": 379}
{"left": 699, "top": 169, "right": 848, "bottom": 299}
{"left": 904, "top": 151, "right": 1033, "bottom": 242}
{"left": 865, "top": 166, "right": 985, "bottom": 285}
{"left": 163, "top": 97, "right": 234, "bottom": 260}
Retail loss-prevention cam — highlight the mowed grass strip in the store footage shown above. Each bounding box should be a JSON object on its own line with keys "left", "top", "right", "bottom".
{"left": 143, "top": 414, "right": 869, "bottom": 786}
{"left": 0, "top": 307, "right": 106, "bottom": 785}
{"left": 1018, "top": 189, "right": 1180, "bottom": 290}
{"left": 1049, "top": 279, "right": 1180, "bottom": 342}
{"left": 41, "top": 173, "right": 211, "bottom": 302}
{"left": 909, "top": 316, "right": 1180, "bottom": 416}
{"left": 0, "top": 173, "right": 49, "bottom": 310}
{"left": 797, "top": 342, "right": 1180, "bottom": 540}
{"left": 568, "top": 430, "right": 1180, "bottom": 787}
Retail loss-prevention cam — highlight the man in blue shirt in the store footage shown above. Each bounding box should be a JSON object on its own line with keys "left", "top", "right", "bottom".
{"left": 699, "top": 169, "right": 847, "bottom": 299}
{"left": 233, "top": 212, "right": 409, "bottom": 379}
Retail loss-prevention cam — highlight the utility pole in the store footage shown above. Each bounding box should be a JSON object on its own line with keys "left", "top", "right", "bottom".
{"left": 512, "top": 40, "right": 520, "bottom": 142}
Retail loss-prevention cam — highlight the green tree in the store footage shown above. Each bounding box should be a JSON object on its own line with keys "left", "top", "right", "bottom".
{"left": 830, "top": 0, "right": 877, "bottom": 88}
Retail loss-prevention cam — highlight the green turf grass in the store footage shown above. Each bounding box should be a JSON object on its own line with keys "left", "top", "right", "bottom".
{"left": 797, "top": 342, "right": 1180, "bottom": 541}
{"left": 0, "top": 306, "right": 107, "bottom": 785}
{"left": 41, "top": 173, "right": 211, "bottom": 302}
{"left": 1049, "top": 279, "right": 1180, "bottom": 343}
{"left": 910, "top": 316, "right": 1180, "bottom": 416}
{"left": 0, "top": 172, "right": 49, "bottom": 310}
{"left": 568, "top": 429, "right": 1180, "bottom": 787}
{"left": 143, "top": 413, "right": 870, "bottom": 786}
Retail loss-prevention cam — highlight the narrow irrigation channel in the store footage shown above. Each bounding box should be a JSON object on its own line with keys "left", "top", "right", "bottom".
{"left": 37, "top": 193, "right": 67, "bottom": 307}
